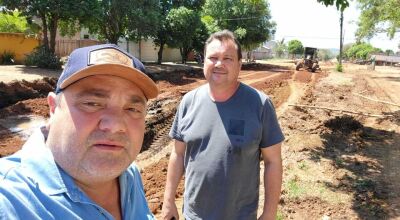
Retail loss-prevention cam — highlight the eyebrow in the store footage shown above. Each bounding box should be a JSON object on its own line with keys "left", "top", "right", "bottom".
{"left": 129, "top": 95, "right": 146, "bottom": 106}
{"left": 76, "top": 89, "right": 146, "bottom": 105}
{"left": 76, "top": 89, "right": 109, "bottom": 99}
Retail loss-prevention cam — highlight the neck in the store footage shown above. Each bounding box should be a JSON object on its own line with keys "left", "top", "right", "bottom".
{"left": 75, "top": 179, "right": 122, "bottom": 220}
{"left": 208, "top": 81, "right": 240, "bottom": 102}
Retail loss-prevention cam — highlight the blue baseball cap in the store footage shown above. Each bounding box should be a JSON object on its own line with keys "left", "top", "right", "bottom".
{"left": 56, "top": 44, "right": 158, "bottom": 99}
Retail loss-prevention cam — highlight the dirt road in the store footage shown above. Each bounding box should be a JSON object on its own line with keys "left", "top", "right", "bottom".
{"left": 0, "top": 62, "right": 399, "bottom": 219}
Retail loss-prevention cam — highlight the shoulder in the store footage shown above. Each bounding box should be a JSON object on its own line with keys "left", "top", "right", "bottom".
{"left": 178, "top": 84, "right": 208, "bottom": 111}
{"left": 239, "top": 83, "right": 271, "bottom": 104}
{"left": 181, "top": 84, "right": 207, "bottom": 102}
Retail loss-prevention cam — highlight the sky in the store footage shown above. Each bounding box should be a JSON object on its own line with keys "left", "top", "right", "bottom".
{"left": 268, "top": 0, "right": 400, "bottom": 51}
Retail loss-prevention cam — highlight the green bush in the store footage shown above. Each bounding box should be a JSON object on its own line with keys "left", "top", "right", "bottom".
{"left": 336, "top": 63, "right": 343, "bottom": 72}
{"left": 0, "top": 51, "right": 15, "bottom": 65}
{"left": 25, "top": 46, "right": 62, "bottom": 69}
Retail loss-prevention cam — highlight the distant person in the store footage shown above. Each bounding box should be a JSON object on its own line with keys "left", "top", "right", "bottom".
{"left": 162, "top": 30, "right": 284, "bottom": 220}
{"left": 0, "top": 44, "right": 159, "bottom": 219}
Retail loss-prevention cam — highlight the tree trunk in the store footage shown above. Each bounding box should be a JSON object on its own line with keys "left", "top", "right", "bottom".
{"left": 40, "top": 13, "right": 49, "bottom": 50}
{"left": 48, "top": 15, "right": 58, "bottom": 54}
{"left": 180, "top": 47, "right": 185, "bottom": 64}
{"left": 157, "top": 43, "right": 164, "bottom": 64}
{"left": 109, "top": 34, "right": 119, "bottom": 44}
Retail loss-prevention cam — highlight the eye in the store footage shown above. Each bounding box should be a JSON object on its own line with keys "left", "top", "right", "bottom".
{"left": 224, "top": 57, "right": 233, "bottom": 61}
{"left": 208, "top": 56, "right": 218, "bottom": 61}
{"left": 125, "top": 104, "right": 146, "bottom": 118}
{"left": 83, "top": 101, "right": 101, "bottom": 107}
{"left": 78, "top": 100, "right": 104, "bottom": 112}
{"left": 126, "top": 107, "right": 142, "bottom": 113}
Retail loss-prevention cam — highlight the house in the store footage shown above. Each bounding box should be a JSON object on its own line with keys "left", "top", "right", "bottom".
{"left": 371, "top": 53, "right": 400, "bottom": 66}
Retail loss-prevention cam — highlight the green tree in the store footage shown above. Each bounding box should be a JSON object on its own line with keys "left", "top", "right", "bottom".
{"left": 0, "top": 10, "right": 26, "bottom": 33}
{"left": 2, "top": 0, "right": 96, "bottom": 53}
{"left": 153, "top": 0, "right": 206, "bottom": 64}
{"left": 287, "top": 40, "right": 304, "bottom": 58}
{"left": 317, "top": 0, "right": 349, "bottom": 11}
{"left": 202, "top": 0, "right": 276, "bottom": 51}
{"left": 342, "top": 43, "right": 354, "bottom": 60}
{"left": 274, "top": 38, "right": 287, "bottom": 58}
{"left": 167, "top": 6, "right": 202, "bottom": 63}
{"left": 81, "top": 0, "right": 160, "bottom": 44}
{"left": 346, "top": 43, "right": 381, "bottom": 60}
{"left": 385, "top": 49, "right": 394, "bottom": 56}
{"left": 356, "top": 0, "right": 400, "bottom": 40}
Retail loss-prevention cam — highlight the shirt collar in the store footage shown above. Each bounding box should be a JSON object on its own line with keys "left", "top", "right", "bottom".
{"left": 20, "top": 127, "right": 69, "bottom": 195}
{"left": 19, "top": 127, "right": 134, "bottom": 205}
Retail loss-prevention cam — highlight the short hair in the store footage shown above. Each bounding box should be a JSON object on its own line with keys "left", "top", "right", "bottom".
{"left": 204, "top": 30, "right": 242, "bottom": 60}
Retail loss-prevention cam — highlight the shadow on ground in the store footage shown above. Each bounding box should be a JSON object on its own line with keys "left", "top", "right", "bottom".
{"left": 309, "top": 115, "right": 399, "bottom": 219}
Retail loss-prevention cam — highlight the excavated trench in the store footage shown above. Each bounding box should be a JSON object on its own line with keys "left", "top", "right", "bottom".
{"left": 0, "top": 63, "right": 295, "bottom": 216}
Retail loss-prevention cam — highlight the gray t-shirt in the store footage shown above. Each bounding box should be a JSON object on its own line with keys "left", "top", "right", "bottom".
{"left": 169, "top": 83, "right": 284, "bottom": 220}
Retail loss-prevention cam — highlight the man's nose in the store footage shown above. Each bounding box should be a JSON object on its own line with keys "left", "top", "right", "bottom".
{"left": 215, "top": 59, "right": 223, "bottom": 67}
{"left": 98, "top": 108, "right": 126, "bottom": 133}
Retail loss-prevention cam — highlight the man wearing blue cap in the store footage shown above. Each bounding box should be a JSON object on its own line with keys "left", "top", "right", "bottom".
{"left": 0, "top": 44, "right": 158, "bottom": 219}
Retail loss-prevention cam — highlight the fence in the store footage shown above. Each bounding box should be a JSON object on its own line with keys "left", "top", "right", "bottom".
{"left": 55, "top": 39, "right": 102, "bottom": 57}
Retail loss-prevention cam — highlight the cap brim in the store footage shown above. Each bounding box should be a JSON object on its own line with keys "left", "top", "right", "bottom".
{"left": 59, "top": 64, "right": 158, "bottom": 99}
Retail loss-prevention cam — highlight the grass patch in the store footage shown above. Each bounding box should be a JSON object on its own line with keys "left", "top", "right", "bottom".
{"left": 286, "top": 178, "right": 305, "bottom": 198}
{"left": 297, "top": 161, "right": 308, "bottom": 170}
{"left": 276, "top": 210, "right": 284, "bottom": 220}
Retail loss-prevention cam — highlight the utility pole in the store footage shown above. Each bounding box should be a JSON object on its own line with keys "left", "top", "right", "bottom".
{"left": 339, "top": 10, "right": 344, "bottom": 67}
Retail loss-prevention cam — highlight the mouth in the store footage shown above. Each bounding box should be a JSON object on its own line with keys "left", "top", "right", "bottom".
{"left": 92, "top": 141, "right": 125, "bottom": 151}
{"left": 213, "top": 71, "right": 227, "bottom": 75}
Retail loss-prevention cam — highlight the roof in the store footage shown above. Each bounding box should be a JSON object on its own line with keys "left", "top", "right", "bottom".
{"left": 373, "top": 54, "right": 400, "bottom": 63}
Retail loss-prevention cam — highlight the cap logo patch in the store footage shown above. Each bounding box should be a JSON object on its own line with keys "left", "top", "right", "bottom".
{"left": 89, "top": 48, "right": 133, "bottom": 67}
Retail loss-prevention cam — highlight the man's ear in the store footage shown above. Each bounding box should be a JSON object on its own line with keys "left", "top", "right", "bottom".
{"left": 47, "top": 92, "right": 57, "bottom": 116}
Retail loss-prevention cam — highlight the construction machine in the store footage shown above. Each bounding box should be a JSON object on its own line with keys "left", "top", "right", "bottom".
{"left": 295, "top": 47, "right": 320, "bottom": 72}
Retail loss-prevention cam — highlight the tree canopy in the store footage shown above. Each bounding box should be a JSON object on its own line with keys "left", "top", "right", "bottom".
{"left": 153, "top": 0, "right": 206, "bottom": 64}
{"left": 81, "top": 0, "right": 160, "bottom": 44}
{"left": 317, "top": 0, "right": 350, "bottom": 11}
{"left": 356, "top": 0, "right": 400, "bottom": 40}
{"left": 287, "top": 40, "right": 304, "bottom": 57}
{"left": 345, "top": 43, "right": 382, "bottom": 60}
{"left": 1, "top": 0, "right": 96, "bottom": 53}
{"left": 274, "top": 38, "right": 287, "bottom": 58}
{"left": 0, "top": 10, "right": 36, "bottom": 34}
{"left": 167, "top": 6, "right": 203, "bottom": 63}
{"left": 202, "top": 0, "right": 276, "bottom": 51}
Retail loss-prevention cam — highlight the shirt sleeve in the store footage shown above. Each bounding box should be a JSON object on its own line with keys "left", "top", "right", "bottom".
{"left": 260, "top": 98, "right": 285, "bottom": 148}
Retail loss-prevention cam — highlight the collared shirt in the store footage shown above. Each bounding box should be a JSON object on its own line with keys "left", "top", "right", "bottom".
{"left": 0, "top": 128, "right": 154, "bottom": 220}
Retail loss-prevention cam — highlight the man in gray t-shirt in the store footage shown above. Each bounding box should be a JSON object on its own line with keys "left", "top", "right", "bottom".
{"left": 162, "top": 30, "right": 284, "bottom": 220}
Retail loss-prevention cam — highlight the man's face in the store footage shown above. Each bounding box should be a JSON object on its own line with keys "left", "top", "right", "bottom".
{"left": 46, "top": 75, "right": 147, "bottom": 184}
{"left": 204, "top": 39, "right": 242, "bottom": 88}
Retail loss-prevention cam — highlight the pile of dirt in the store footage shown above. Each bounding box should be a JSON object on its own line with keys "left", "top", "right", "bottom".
{"left": 0, "top": 98, "right": 49, "bottom": 119}
{"left": 324, "top": 115, "right": 363, "bottom": 133}
{"left": 242, "top": 62, "right": 290, "bottom": 71}
{"left": 142, "top": 157, "right": 185, "bottom": 215}
{"left": 0, "top": 77, "right": 56, "bottom": 108}
{"left": 147, "top": 65, "right": 204, "bottom": 83}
